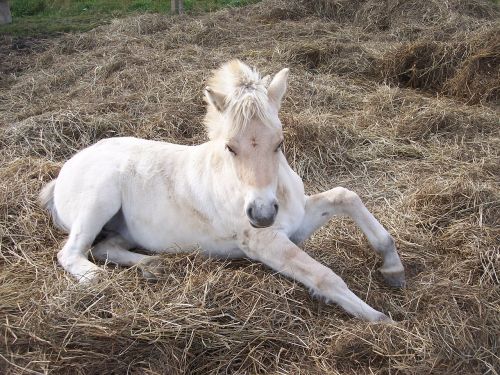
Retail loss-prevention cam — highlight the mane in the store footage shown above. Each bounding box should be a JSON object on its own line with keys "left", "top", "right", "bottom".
{"left": 204, "top": 60, "right": 275, "bottom": 140}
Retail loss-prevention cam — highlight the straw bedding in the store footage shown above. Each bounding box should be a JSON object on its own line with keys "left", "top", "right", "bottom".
{"left": 0, "top": 0, "right": 499, "bottom": 373}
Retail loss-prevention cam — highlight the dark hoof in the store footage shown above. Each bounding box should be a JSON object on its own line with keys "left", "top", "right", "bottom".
{"left": 138, "top": 256, "right": 164, "bottom": 281}
{"left": 371, "top": 312, "right": 395, "bottom": 324}
{"left": 380, "top": 269, "right": 406, "bottom": 288}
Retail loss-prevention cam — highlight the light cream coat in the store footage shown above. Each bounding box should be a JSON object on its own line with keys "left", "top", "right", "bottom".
{"left": 40, "top": 60, "right": 405, "bottom": 321}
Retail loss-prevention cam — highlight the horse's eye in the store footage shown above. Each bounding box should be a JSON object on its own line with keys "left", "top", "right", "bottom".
{"left": 275, "top": 141, "right": 284, "bottom": 152}
{"left": 226, "top": 145, "right": 236, "bottom": 155}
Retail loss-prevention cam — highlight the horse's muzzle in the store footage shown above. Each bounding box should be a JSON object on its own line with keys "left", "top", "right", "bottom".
{"left": 246, "top": 200, "right": 279, "bottom": 228}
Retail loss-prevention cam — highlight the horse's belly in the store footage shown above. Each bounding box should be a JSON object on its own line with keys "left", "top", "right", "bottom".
{"left": 122, "top": 196, "right": 241, "bottom": 256}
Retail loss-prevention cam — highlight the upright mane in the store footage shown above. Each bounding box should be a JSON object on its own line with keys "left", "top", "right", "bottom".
{"left": 204, "top": 60, "right": 274, "bottom": 140}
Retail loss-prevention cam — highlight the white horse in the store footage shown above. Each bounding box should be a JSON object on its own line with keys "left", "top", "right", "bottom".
{"left": 40, "top": 60, "right": 405, "bottom": 322}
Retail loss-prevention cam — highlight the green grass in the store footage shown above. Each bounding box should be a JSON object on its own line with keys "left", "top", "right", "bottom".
{"left": 1, "top": 0, "right": 259, "bottom": 37}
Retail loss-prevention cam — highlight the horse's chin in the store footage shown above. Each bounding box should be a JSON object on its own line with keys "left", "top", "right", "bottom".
{"left": 249, "top": 221, "right": 273, "bottom": 229}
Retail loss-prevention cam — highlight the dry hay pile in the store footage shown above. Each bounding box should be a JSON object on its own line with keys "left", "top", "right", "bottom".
{"left": 1, "top": 0, "right": 499, "bottom": 373}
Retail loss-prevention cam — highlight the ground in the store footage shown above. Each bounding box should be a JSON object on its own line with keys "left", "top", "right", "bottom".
{"left": 3, "top": 0, "right": 259, "bottom": 35}
{"left": 0, "top": 0, "right": 499, "bottom": 374}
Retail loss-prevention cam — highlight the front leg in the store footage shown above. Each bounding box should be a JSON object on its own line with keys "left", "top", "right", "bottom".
{"left": 291, "top": 187, "right": 405, "bottom": 287}
{"left": 242, "top": 230, "right": 391, "bottom": 322}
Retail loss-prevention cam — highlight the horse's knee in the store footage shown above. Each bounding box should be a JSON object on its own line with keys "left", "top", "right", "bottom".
{"left": 329, "top": 187, "right": 361, "bottom": 211}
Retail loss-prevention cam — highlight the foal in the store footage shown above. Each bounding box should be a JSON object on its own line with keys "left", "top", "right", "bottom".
{"left": 41, "top": 60, "right": 405, "bottom": 321}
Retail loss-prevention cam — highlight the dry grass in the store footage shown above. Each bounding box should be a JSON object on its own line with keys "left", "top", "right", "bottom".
{"left": 1, "top": 0, "right": 499, "bottom": 374}
{"left": 380, "top": 26, "right": 500, "bottom": 104}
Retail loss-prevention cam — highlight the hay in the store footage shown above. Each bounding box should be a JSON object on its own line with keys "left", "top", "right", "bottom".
{"left": 309, "top": 0, "right": 498, "bottom": 31}
{"left": 445, "top": 28, "right": 500, "bottom": 104}
{"left": 283, "top": 38, "right": 375, "bottom": 76}
{"left": 379, "top": 26, "right": 500, "bottom": 103}
{"left": 1, "top": 0, "right": 499, "bottom": 373}
{"left": 359, "top": 86, "right": 499, "bottom": 140}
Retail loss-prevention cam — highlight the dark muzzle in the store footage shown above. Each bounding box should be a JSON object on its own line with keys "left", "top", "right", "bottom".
{"left": 246, "top": 200, "right": 279, "bottom": 228}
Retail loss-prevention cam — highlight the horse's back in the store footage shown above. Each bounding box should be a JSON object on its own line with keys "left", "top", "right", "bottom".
{"left": 52, "top": 137, "right": 189, "bottom": 231}
{"left": 59, "top": 137, "right": 188, "bottom": 178}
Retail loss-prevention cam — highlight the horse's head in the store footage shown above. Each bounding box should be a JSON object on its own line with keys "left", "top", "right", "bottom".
{"left": 204, "top": 60, "right": 289, "bottom": 228}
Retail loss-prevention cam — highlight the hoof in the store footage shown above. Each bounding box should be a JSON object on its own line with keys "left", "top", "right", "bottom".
{"left": 366, "top": 312, "right": 395, "bottom": 324}
{"left": 138, "top": 256, "right": 164, "bottom": 281}
{"left": 380, "top": 269, "right": 406, "bottom": 288}
{"left": 76, "top": 268, "right": 105, "bottom": 284}
{"left": 375, "top": 314, "right": 397, "bottom": 324}
{"left": 375, "top": 313, "right": 394, "bottom": 323}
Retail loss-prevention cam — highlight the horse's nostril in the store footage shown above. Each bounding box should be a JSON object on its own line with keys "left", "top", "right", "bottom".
{"left": 273, "top": 203, "right": 279, "bottom": 214}
{"left": 246, "top": 206, "right": 254, "bottom": 219}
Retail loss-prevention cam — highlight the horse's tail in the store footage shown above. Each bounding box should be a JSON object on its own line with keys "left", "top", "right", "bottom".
{"left": 39, "top": 180, "right": 67, "bottom": 231}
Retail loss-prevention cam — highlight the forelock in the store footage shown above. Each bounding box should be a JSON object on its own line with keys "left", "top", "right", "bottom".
{"left": 204, "top": 60, "right": 278, "bottom": 139}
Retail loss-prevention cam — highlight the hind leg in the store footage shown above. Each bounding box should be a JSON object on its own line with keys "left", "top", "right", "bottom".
{"left": 57, "top": 199, "right": 122, "bottom": 283}
{"left": 90, "top": 235, "right": 164, "bottom": 280}
{"left": 58, "top": 217, "right": 112, "bottom": 283}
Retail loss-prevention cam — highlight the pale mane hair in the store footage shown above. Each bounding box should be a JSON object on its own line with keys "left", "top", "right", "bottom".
{"left": 204, "top": 60, "right": 276, "bottom": 140}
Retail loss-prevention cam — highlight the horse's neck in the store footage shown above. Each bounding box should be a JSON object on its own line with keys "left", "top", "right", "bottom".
{"left": 184, "top": 140, "right": 243, "bottom": 206}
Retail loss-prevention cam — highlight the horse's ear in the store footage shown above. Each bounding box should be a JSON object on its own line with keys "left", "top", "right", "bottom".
{"left": 205, "top": 86, "right": 227, "bottom": 112}
{"left": 267, "top": 68, "right": 289, "bottom": 109}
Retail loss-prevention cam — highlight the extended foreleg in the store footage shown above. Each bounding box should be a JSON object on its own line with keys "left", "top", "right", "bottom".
{"left": 243, "top": 231, "right": 391, "bottom": 322}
